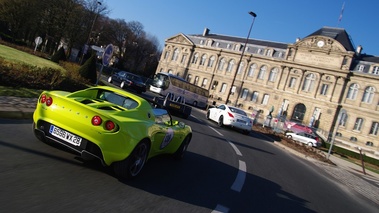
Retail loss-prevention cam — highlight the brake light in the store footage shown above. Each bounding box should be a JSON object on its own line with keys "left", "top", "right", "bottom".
{"left": 105, "top": 120, "right": 115, "bottom": 130}
{"left": 92, "top": 116, "right": 102, "bottom": 126}
{"left": 40, "top": 94, "right": 46, "bottom": 103}
{"left": 227, "top": 112, "right": 234, "bottom": 118}
{"left": 46, "top": 97, "right": 53, "bottom": 106}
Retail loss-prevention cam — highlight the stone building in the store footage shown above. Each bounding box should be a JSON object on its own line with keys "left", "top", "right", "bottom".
{"left": 155, "top": 26, "right": 379, "bottom": 155}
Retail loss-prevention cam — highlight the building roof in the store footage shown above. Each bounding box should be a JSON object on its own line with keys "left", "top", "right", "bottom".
{"left": 305, "top": 26, "right": 355, "bottom": 52}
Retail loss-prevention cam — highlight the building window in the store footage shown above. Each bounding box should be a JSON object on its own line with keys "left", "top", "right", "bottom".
{"left": 220, "top": 83, "right": 227, "bottom": 93}
{"left": 191, "top": 53, "right": 199, "bottom": 64}
{"left": 237, "top": 62, "right": 244, "bottom": 75}
{"left": 168, "top": 69, "right": 173, "bottom": 74}
{"left": 199, "top": 54, "right": 207, "bottom": 66}
{"left": 268, "top": 67, "right": 278, "bottom": 82}
{"left": 373, "top": 66, "right": 379, "bottom": 75}
{"left": 369, "top": 122, "right": 379, "bottom": 135}
{"left": 226, "top": 60, "right": 235, "bottom": 72}
{"left": 248, "top": 64, "right": 257, "bottom": 77}
{"left": 194, "top": 76, "right": 199, "bottom": 85}
{"left": 339, "top": 112, "right": 347, "bottom": 127}
{"left": 187, "top": 74, "right": 192, "bottom": 83}
{"left": 288, "top": 77, "right": 297, "bottom": 88}
{"left": 362, "top": 86, "right": 375, "bottom": 103}
{"left": 217, "top": 58, "right": 226, "bottom": 71}
{"left": 208, "top": 56, "right": 215, "bottom": 67}
{"left": 201, "top": 78, "right": 208, "bottom": 88}
{"left": 346, "top": 83, "right": 359, "bottom": 100}
{"left": 302, "top": 73, "right": 316, "bottom": 92}
{"left": 241, "top": 88, "right": 249, "bottom": 99}
{"left": 171, "top": 48, "right": 179, "bottom": 61}
{"left": 251, "top": 91, "right": 259, "bottom": 102}
{"left": 320, "top": 84, "right": 329, "bottom": 95}
{"left": 261, "top": 94, "right": 269, "bottom": 105}
{"left": 358, "top": 65, "right": 365, "bottom": 72}
{"left": 211, "top": 81, "right": 218, "bottom": 90}
{"left": 265, "top": 49, "right": 272, "bottom": 56}
{"left": 258, "top": 66, "right": 267, "bottom": 79}
{"left": 353, "top": 118, "right": 363, "bottom": 131}
{"left": 164, "top": 51, "right": 170, "bottom": 60}
{"left": 180, "top": 55, "right": 187, "bottom": 64}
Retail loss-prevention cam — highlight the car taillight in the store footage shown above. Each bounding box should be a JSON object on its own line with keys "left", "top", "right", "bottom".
{"left": 40, "top": 94, "right": 46, "bottom": 103}
{"left": 105, "top": 120, "right": 115, "bottom": 130}
{"left": 92, "top": 116, "right": 102, "bottom": 126}
{"left": 46, "top": 97, "right": 53, "bottom": 106}
{"left": 227, "top": 112, "right": 234, "bottom": 118}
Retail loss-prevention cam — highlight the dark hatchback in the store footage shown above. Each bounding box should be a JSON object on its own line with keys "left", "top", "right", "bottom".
{"left": 107, "top": 71, "right": 147, "bottom": 93}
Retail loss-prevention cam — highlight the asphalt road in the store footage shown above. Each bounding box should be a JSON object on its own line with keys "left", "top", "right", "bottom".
{"left": 0, "top": 107, "right": 378, "bottom": 212}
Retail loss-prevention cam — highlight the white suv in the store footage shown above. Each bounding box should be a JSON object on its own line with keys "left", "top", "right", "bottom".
{"left": 285, "top": 132, "right": 321, "bottom": 147}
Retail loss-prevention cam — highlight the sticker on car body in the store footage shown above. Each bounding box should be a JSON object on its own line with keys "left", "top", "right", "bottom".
{"left": 160, "top": 128, "right": 174, "bottom": 149}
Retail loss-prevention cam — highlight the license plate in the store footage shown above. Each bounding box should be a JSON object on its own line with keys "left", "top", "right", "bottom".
{"left": 49, "top": 125, "right": 82, "bottom": 146}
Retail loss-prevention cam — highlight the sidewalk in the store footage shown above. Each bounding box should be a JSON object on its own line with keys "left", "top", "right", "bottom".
{"left": 2, "top": 96, "right": 379, "bottom": 205}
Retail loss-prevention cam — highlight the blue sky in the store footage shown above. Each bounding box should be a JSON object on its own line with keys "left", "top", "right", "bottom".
{"left": 105, "top": 0, "right": 379, "bottom": 56}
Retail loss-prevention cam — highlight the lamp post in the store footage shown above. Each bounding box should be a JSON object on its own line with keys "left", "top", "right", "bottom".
{"left": 225, "top": 11, "right": 257, "bottom": 106}
{"left": 80, "top": 1, "right": 102, "bottom": 64}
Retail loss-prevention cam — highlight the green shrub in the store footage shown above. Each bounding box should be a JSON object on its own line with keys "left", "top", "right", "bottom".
{"left": 325, "top": 143, "right": 379, "bottom": 166}
{"left": 79, "top": 52, "right": 97, "bottom": 84}
{"left": 51, "top": 47, "right": 67, "bottom": 63}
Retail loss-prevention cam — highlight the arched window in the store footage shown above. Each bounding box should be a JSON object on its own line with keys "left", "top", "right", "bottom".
{"left": 226, "top": 59, "right": 235, "bottom": 72}
{"left": 339, "top": 112, "right": 348, "bottom": 127}
{"left": 291, "top": 103, "right": 306, "bottom": 123}
{"left": 302, "top": 73, "right": 316, "bottom": 92}
{"left": 191, "top": 53, "right": 199, "bottom": 64}
{"left": 217, "top": 58, "right": 226, "bottom": 71}
{"left": 208, "top": 56, "right": 215, "bottom": 67}
{"left": 353, "top": 118, "right": 364, "bottom": 131}
{"left": 237, "top": 62, "right": 244, "bottom": 74}
{"left": 171, "top": 48, "right": 179, "bottom": 61}
{"left": 248, "top": 64, "right": 257, "bottom": 77}
{"left": 346, "top": 83, "right": 359, "bottom": 100}
{"left": 250, "top": 91, "right": 259, "bottom": 102}
{"left": 241, "top": 88, "right": 249, "bottom": 99}
{"left": 201, "top": 78, "right": 208, "bottom": 88}
{"left": 187, "top": 74, "right": 192, "bottom": 82}
{"left": 200, "top": 54, "right": 207, "bottom": 66}
{"left": 164, "top": 50, "right": 170, "bottom": 60}
{"left": 168, "top": 69, "right": 173, "bottom": 74}
{"left": 268, "top": 67, "right": 278, "bottom": 82}
{"left": 258, "top": 65, "right": 267, "bottom": 79}
{"left": 362, "top": 86, "right": 375, "bottom": 103}
{"left": 370, "top": 122, "right": 379, "bottom": 135}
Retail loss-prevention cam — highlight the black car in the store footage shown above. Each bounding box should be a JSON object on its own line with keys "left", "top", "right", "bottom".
{"left": 108, "top": 71, "right": 147, "bottom": 93}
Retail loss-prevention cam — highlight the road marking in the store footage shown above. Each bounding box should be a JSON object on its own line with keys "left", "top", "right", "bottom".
{"left": 212, "top": 204, "right": 229, "bottom": 213}
{"left": 228, "top": 140, "right": 242, "bottom": 156}
{"left": 208, "top": 126, "right": 223, "bottom": 136}
{"left": 231, "top": 160, "right": 246, "bottom": 192}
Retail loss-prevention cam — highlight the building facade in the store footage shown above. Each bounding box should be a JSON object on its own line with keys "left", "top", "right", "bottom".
{"left": 155, "top": 27, "right": 379, "bottom": 156}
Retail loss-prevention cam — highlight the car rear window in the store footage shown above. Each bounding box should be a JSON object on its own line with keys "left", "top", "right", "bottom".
{"left": 98, "top": 91, "right": 138, "bottom": 110}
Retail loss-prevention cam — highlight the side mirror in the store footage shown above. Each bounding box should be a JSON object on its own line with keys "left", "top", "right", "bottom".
{"left": 179, "top": 121, "right": 185, "bottom": 128}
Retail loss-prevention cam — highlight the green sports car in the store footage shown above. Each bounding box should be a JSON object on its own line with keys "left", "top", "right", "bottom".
{"left": 33, "top": 86, "right": 192, "bottom": 179}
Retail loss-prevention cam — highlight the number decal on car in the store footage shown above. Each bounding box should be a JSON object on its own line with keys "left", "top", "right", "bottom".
{"left": 160, "top": 128, "right": 174, "bottom": 149}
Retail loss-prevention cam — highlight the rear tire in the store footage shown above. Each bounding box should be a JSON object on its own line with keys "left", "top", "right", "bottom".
{"left": 113, "top": 141, "right": 149, "bottom": 179}
{"left": 218, "top": 116, "right": 224, "bottom": 127}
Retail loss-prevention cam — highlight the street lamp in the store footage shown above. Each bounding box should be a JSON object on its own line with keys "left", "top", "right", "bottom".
{"left": 80, "top": 1, "right": 102, "bottom": 64}
{"left": 225, "top": 11, "right": 257, "bottom": 106}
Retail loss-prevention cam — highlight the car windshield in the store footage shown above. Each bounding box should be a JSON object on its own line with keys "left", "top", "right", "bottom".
{"left": 229, "top": 107, "right": 247, "bottom": 116}
{"left": 98, "top": 91, "right": 138, "bottom": 109}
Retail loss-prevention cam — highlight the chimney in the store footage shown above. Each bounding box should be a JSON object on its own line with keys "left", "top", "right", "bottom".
{"left": 203, "top": 28, "right": 210, "bottom": 36}
{"left": 356, "top": 45, "right": 363, "bottom": 56}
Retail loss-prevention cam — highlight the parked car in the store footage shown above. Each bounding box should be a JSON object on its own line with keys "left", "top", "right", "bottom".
{"left": 286, "top": 132, "right": 321, "bottom": 147}
{"left": 206, "top": 104, "right": 252, "bottom": 134}
{"left": 108, "top": 71, "right": 147, "bottom": 93}
{"left": 33, "top": 86, "right": 192, "bottom": 179}
{"left": 285, "top": 121, "right": 314, "bottom": 134}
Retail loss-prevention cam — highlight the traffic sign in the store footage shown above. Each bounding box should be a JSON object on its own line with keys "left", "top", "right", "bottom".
{"left": 102, "top": 44, "right": 114, "bottom": 66}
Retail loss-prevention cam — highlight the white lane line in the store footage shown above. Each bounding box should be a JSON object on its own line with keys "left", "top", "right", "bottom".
{"left": 227, "top": 140, "right": 242, "bottom": 156}
{"left": 231, "top": 160, "right": 247, "bottom": 192}
{"left": 208, "top": 126, "right": 223, "bottom": 136}
{"left": 212, "top": 204, "right": 229, "bottom": 213}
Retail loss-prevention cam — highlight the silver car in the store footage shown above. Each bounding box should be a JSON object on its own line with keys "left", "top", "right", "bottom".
{"left": 286, "top": 132, "right": 321, "bottom": 147}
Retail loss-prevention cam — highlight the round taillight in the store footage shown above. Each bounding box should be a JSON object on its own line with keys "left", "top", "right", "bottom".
{"left": 46, "top": 97, "right": 53, "bottom": 106}
{"left": 92, "top": 116, "right": 102, "bottom": 126}
{"left": 40, "top": 94, "right": 46, "bottom": 103}
{"left": 105, "top": 120, "right": 115, "bottom": 130}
